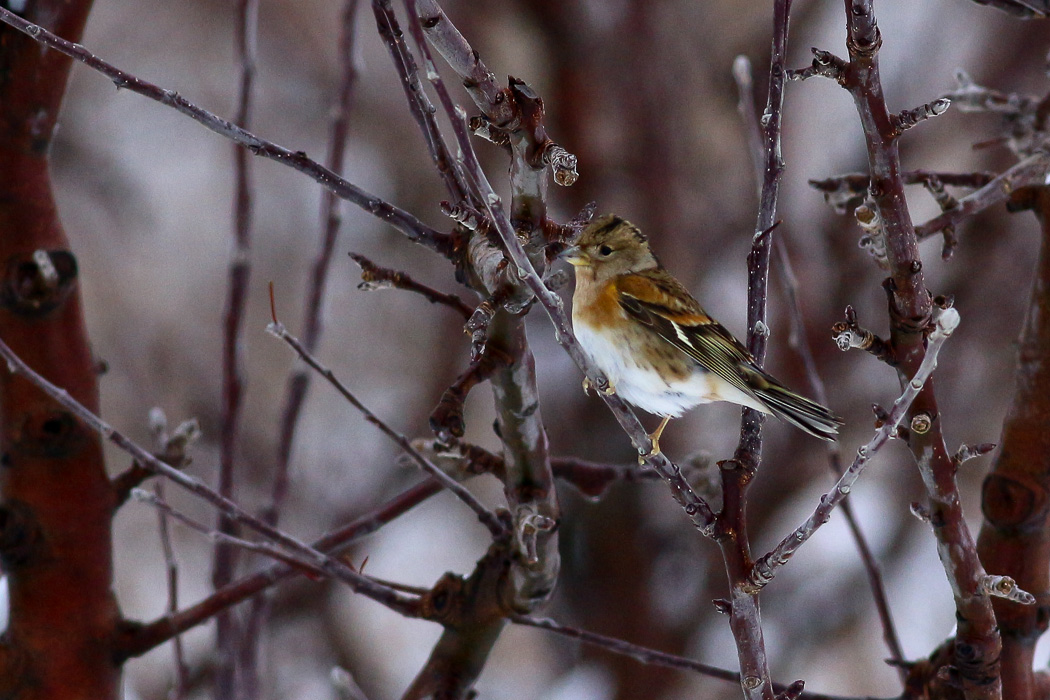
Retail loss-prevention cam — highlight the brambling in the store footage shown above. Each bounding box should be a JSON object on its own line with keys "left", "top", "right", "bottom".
{"left": 565, "top": 214, "right": 842, "bottom": 453}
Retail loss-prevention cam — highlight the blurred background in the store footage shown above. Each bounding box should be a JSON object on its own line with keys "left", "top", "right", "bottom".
{"left": 49, "top": 0, "right": 1050, "bottom": 697}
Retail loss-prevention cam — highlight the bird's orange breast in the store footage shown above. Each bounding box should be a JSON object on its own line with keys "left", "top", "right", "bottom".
{"left": 573, "top": 278, "right": 625, "bottom": 329}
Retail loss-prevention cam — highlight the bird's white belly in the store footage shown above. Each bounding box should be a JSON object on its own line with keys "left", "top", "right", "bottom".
{"left": 574, "top": 322, "right": 715, "bottom": 417}
{"left": 573, "top": 320, "right": 769, "bottom": 418}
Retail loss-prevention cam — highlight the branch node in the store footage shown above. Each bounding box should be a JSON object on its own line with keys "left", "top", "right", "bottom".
{"left": 774, "top": 680, "right": 806, "bottom": 700}
{"left": 468, "top": 114, "right": 510, "bottom": 147}
{"left": 910, "top": 501, "right": 932, "bottom": 523}
{"left": 540, "top": 142, "right": 578, "bottom": 186}
{"left": 440, "top": 199, "right": 487, "bottom": 232}
{"left": 517, "top": 510, "right": 556, "bottom": 566}
{"left": 787, "top": 47, "right": 848, "bottom": 84}
{"left": 711, "top": 598, "right": 732, "bottom": 615}
{"left": 855, "top": 199, "right": 889, "bottom": 269}
{"left": 977, "top": 574, "right": 1037, "bottom": 604}
{"left": 891, "top": 97, "right": 951, "bottom": 137}
{"left": 831, "top": 305, "right": 894, "bottom": 363}
{"left": 952, "top": 442, "right": 996, "bottom": 467}
{"left": 910, "top": 412, "right": 933, "bottom": 435}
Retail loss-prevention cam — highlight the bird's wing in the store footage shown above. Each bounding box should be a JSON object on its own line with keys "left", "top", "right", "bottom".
{"left": 615, "top": 271, "right": 766, "bottom": 396}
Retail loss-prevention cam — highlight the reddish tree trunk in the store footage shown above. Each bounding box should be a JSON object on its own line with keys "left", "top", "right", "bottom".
{"left": 977, "top": 188, "right": 1050, "bottom": 700}
{"left": 0, "top": 2, "right": 120, "bottom": 698}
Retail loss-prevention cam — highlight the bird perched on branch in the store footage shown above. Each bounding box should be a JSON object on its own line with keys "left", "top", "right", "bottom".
{"left": 564, "top": 214, "right": 842, "bottom": 454}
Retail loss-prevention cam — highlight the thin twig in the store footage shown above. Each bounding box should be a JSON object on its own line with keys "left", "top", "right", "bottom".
{"left": 266, "top": 320, "right": 506, "bottom": 537}
{"left": 373, "top": 0, "right": 468, "bottom": 202}
{"left": 0, "top": 335, "right": 422, "bottom": 619}
{"left": 0, "top": 7, "right": 450, "bottom": 254}
{"left": 915, "top": 151, "right": 1050, "bottom": 240}
{"left": 136, "top": 489, "right": 327, "bottom": 579}
{"left": 719, "top": 3, "right": 793, "bottom": 699}
{"left": 349, "top": 252, "right": 473, "bottom": 318}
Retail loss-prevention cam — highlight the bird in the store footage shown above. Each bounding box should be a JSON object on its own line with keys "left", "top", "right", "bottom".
{"left": 564, "top": 214, "right": 842, "bottom": 455}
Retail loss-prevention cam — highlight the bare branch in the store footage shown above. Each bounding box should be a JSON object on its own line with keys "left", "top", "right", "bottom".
{"left": 747, "top": 307, "right": 960, "bottom": 592}
{"left": 122, "top": 479, "right": 442, "bottom": 658}
{"left": 0, "top": 6, "right": 451, "bottom": 253}
{"left": 266, "top": 320, "right": 506, "bottom": 537}
{"left": 349, "top": 252, "right": 473, "bottom": 319}
{"left": 0, "top": 335, "right": 422, "bottom": 619}
{"left": 915, "top": 152, "right": 1050, "bottom": 241}
{"left": 213, "top": 1, "right": 259, "bottom": 691}
{"left": 373, "top": 0, "right": 468, "bottom": 202}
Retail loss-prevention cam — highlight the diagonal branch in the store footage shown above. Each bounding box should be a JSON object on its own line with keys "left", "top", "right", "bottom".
{"left": 0, "top": 335, "right": 422, "bottom": 619}
{"left": 266, "top": 320, "right": 506, "bottom": 537}
{"left": 121, "top": 478, "right": 442, "bottom": 658}
{"left": 0, "top": 6, "right": 450, "bottom": 254}
{"left": 748, "top": 307, "right": 959, "bottom": 591}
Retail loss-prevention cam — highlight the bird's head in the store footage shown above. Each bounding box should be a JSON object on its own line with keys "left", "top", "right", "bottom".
{"left": 562, "top": 214, "right": 658, "bottom": 281}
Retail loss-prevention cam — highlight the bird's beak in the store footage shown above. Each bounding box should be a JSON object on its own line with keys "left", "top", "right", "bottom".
{"left": 560, "top": 245, "right": 590, "bottom": 267}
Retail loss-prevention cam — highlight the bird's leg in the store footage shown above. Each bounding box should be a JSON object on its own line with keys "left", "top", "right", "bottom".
{"left": 641, "top": 415, "right": 672, "bottom": 462}
{"left": 582, "top": 377, "right": 593, "bottom": 395}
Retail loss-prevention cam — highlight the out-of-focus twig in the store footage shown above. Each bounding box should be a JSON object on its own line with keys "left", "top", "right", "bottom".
{"left": 214, "top": 1, "right": 259, "bottom": 693}
{"left": 509, "top": 616, "right": 877, "bottom": 700}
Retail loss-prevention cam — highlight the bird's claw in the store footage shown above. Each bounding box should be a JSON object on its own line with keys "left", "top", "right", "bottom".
{"left": 638, "top": 434, "right": 662, "bottom": 465}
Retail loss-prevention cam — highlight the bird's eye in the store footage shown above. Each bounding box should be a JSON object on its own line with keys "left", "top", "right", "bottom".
{"left": 598, "top": 245, "right": 613, "bottom": 256}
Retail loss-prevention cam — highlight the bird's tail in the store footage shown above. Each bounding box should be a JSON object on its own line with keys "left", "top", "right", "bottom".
{"left": 751, "top": 378, "right": 843, "bottom": 442}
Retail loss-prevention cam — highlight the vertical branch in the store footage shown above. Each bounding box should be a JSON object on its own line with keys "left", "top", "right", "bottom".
{"left": 214, "top": 0, "right": 259, "bottom": 696}
{"left": 976, "top": 187, "right": 1050, "bottom": 700}
{"left": 837, "top": 3, "right": 1001, "bottom": 698}
{"left": 0, "top": 1, "right": 122, "bottom": 698}
{"left": 717, "top": 3, "right": 792, "bottom": 699}
{"left": 398, "top": 3, "right": 564, "bottom": 695}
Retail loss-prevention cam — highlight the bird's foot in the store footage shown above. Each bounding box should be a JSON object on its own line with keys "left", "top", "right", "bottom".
{"left": 582, "top": 376, "right": 616, "bottom": 396}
